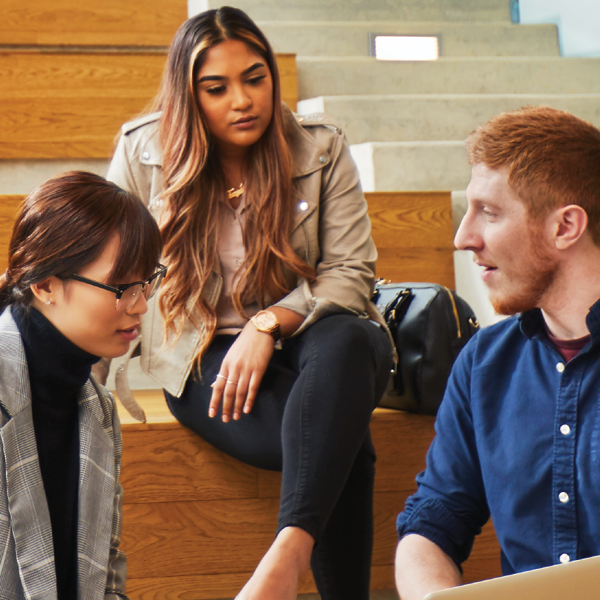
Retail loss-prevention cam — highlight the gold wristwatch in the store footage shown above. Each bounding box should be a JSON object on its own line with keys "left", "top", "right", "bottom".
{"left": 250, "top": 310, "right": 281, "bottom": 340}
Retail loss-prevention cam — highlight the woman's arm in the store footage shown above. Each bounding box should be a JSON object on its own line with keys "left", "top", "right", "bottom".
{"left": 209, "top": 306, "right": 304, "bottom": 422}
{"left": 273, "top": 120, "right": 377, "bottom": 330}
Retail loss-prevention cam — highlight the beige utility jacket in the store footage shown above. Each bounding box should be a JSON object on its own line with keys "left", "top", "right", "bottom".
{"left": 108, "top": 105, "right": 391, "bottom": 401}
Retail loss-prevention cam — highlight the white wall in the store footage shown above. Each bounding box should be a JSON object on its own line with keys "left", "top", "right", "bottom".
{"left": 520, "top": 0, "right": 600, "bottom": 57}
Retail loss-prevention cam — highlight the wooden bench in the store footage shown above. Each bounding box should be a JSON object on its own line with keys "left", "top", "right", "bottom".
{"left": 0, "top": 51, "right": 298, "bottom": 159}
{"left": 0, "top": 192, "right": 501, "bottom": 597}
{"left": 0, "top": 0, "right": 187, "bottom": 46}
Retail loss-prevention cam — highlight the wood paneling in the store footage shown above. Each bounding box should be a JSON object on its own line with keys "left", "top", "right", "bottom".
{"left": 367, "top": 191, "right": 455, "bottom": 288}
{"left": 0, "top": 196, "right": 24, "bottom": 273}
{"left": 0, "top": 0, "right": 187, "bottom": 46}
{"left": 0, "top": 52, "right": 297, "bottom": 159}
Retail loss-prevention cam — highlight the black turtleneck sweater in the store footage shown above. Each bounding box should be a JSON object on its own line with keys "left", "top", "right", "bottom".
{"left": 13, "top": 306, "right": 99, "bottom": 600}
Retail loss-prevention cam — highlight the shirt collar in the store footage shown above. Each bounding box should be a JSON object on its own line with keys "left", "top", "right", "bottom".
{"left": 519, "top": 296, "right": 600, "bottom": 346}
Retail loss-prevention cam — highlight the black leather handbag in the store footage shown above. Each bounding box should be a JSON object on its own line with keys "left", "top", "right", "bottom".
{"left": 372, "top": 281, "right": 480, "bottom": 415}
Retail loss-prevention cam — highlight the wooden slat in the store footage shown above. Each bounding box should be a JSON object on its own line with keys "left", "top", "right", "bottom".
{"left": 120, "top": 398, "right": 431, "bottom": 502}
{"left": 0, "top": 190, "right": 450, "bottom": 283}
{"left": 0, "top": 196, "right": 24, "bottom": 273}
{"left": 463, "top": 522, "right": 502, "bottom": 583}
{"left": 121, "top": 427, "right": 258, "bottom": 504}
{"left": 125, "top": 566, "right": 398, "bottom": 600}
{"left": 366, "top": 191, "right": 455, "bottom": 289}
{"left": 0, "top": 0, "right": 187, "bottom": 46}
{"left": 121, "top": 492, "right": 404, "bottom": 587}
{"left": 0, "top": 52, "right": 297, "bottom": 159}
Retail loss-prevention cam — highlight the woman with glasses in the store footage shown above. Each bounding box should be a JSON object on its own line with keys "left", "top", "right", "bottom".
{"left": 0, "top": 171, "right": 163, "bottom": 599}
{"left": 107, "top": 7, "right": 394, "bottom": 600}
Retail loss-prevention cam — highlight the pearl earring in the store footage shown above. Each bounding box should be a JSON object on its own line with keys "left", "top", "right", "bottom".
{"left": 45, "top": 299, "right": 51, "bottom": 305}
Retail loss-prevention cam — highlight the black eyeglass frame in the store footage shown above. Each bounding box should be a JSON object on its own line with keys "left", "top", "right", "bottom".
{"left": 68, "top": 264, "right": 167, "bottom": 301}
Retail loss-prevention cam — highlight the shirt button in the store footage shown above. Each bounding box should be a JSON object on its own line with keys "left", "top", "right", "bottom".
{"left": 142, "top": 151, "right": 150, "bottom": 161}
{"left": 298, "top": 200, "right": 309, "bottom": 211}
{"left": 559, "top": 492, "right": 569, "bottom": 503}
{"left": 560, "top": 424, "right": 571, "bottom": 435}
{"left": 556, "top": 362, "right": 565, "bottom": 373}
{"left": 560, "top": 553, "right": 570, "bottom": 564}
{"left": 319, "top": 155, "right": 328, "bottom": 164}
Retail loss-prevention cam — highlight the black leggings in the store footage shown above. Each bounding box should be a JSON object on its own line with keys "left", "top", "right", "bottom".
{"left": 165, "top": 314, "right": 393, "bottom": 600}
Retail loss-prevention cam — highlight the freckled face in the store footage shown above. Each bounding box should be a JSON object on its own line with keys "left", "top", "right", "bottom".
{"left": 196, "top": 39, "right": 274, "bottom": 156}
{"left": 454, "top": 163, "right": 557, "bottom": 315}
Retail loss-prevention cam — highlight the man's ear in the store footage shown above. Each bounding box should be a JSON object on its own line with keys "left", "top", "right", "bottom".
{"left": 552, "top": 205, "right": 588, "bottom": 250}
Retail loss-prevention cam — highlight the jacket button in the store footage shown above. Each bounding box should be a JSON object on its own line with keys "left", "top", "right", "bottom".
{"left": 142, "top": 151, "right": 150, "bottom": 161}
{"left": 319, "top": 155, "right": 328, "bottom": 164}
{"left": 298, "top": 201, "right": 309, "bottom": 211}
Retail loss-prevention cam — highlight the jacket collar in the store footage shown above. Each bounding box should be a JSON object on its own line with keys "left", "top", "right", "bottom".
{"left": 282, "top": 104, "right": 330, "bottom": 178}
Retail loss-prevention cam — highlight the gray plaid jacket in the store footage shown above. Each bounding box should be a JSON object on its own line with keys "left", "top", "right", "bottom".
{"left": 0, "top": 309, "right": 128, "bottom": 600}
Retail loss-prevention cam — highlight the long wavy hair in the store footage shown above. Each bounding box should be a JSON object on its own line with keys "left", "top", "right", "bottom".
{"left": 154, "top": 7, "right": 315, "bottom": 365}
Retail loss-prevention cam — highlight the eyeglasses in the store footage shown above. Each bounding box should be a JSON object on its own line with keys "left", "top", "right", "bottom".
{"left": 69, "top": 264, "right": 167, "bottom": 311}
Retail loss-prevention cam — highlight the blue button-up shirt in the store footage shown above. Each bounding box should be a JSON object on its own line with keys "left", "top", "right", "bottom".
{"left": 397, "top": 301, "right": 600, "bottom": 575}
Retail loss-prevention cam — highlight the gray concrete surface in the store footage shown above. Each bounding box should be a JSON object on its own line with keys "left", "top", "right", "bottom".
{"left": 261, "top": 21, "right": 558, "bottom": 58}
{"left": 297, "top": 57, "right": 600, "bottom": 99}
{"left": 298, "top": 93, "right": 600, "bottom": 144}
{"left": 0, "top": 159, "right": 109, "bottom": 195}
{"left": 189, "top": 0, "right": 511, "bottom": 23}
{"left": 350, "top": 141, "right": 470, "bottom": 192}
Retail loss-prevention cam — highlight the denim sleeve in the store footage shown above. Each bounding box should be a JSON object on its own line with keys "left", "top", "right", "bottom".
{"left": 397, "top": 339, "right": 490, "bottom": 568}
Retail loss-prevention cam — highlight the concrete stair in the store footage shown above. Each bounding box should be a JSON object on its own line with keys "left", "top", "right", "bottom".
{"left": 350, "top": 141, "right": 469, "bottom": 192}
{"left": 261, "top": 21, "right": 559, "bottom": 58}
{"left": 192, "top": 0, "right": 512, "bottom": 23}
{"left": 296, "top": 57, "right": 600, "bottom": 98}
{"left": 298, "top": 94, "right": 600, "bottom": 143}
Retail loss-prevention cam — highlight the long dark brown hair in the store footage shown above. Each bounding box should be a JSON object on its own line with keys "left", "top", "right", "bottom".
{"left": 153, "top": 7, "right": 315, "bottom": 365}
{"left": 0, "top": 171, "right": 162, "bottom": 312}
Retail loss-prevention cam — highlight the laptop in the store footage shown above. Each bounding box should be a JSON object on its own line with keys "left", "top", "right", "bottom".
{"left": 425, "top": 555, "right": 600, "bottom": 600}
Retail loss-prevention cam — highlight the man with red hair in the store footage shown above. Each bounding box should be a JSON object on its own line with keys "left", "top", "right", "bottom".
{"left": 395, "top": 106, "right": 600, "bottom": 600}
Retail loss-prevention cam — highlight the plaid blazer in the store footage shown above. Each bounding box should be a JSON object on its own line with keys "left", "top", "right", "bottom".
{"left": 0, "top": 309, "right": 128, "bottom": 600}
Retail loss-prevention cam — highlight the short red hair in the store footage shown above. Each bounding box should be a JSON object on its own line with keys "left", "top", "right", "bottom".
{"left": 466, "top": 105, "right": 600, "bottom": 244}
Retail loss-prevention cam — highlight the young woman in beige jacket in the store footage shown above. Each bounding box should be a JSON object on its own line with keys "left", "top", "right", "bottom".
{"left": 107, "top": 7, "right": 393, "bottom": 600}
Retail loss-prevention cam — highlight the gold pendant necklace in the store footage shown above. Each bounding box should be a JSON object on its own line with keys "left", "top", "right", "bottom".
{"left": 227, "top": 182, "right": 244, "bottom": 200}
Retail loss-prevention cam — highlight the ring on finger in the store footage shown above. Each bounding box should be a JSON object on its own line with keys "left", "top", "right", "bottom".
{"left": 226, "top": 379, "right": 238, "bottom": 386}
{"left": 215, "top": 374, "right": 227, "bottom": 381}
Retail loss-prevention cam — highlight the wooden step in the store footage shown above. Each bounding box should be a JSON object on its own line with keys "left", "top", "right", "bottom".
{"left": 0, "top": 191, "right": 453, "bottom": 287}
{"left": 368, "top": 191, "right": 454, "bottom": 289}
{"left": 0, "top": 0, "right": 187, "bottom": 46}
{"left": 117, "top": 392, "right": 500, "bottom": 597}
{"left": 0, "top": 51, "right": 297, "bottom": 159}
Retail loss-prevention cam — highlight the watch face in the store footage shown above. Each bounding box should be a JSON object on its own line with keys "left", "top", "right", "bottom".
{"left": 255, "top": 311, "right": 277, "bottom": 330}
